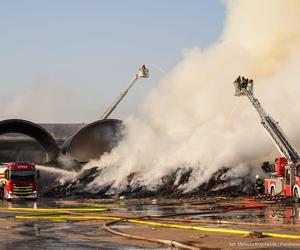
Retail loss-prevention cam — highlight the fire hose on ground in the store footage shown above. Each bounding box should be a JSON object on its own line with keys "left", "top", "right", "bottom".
{"left": 103, "top": 219, "right": 199, "bottom": 250}
{"left": 10, "top": 207, "right": 300, "bottom": 240}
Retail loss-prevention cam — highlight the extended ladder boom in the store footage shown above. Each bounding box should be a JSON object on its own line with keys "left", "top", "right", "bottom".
{"left": 100, "top": 65, "right": 149, "bottom": 120}
{"left": 233, "top": 76, "right": 300, "bottom": 163}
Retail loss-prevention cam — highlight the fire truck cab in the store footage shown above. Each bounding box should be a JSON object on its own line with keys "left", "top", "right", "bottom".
{"left": 0, "top": 162, "right": 39, "bottom": 201}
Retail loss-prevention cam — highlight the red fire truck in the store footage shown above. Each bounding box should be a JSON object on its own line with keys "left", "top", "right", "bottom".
{"left": 0, "top": 162, "right": 39, "bottom": 201}
{"left": 234, "top": 77, "right": 300, "bottom": 202}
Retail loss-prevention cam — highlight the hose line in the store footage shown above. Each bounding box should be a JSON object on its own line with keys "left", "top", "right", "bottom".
{"left": 16, "top": 214, "right": 300, "bottom": 240}
{"left": 104, "top": 220, "right": 199, "bottom": 250}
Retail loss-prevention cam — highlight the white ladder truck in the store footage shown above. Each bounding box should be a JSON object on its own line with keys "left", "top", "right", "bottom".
{"left": 233, "top": 76, "right": 300, "bottom": 202}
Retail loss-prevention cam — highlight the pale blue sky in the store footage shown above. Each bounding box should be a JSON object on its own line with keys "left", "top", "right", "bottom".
{"left": 0, "top": 0, "right": 225, "bottom": 122}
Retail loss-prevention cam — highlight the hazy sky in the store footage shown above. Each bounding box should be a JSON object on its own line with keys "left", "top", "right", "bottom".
{"left": 0, "top": 0, "right": 225, "bottom": 123}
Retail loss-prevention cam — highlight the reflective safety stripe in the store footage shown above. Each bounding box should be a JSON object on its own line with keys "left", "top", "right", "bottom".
{"left": 12, "top": 185, "right": 33, "bottom": 195}
{"left": 13, "top": 192, "right": 32, "bottom": 195}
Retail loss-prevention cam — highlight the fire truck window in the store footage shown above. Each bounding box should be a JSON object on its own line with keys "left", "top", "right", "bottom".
{"left": 286, "top": 169, "right": 290, "bottom": 184}
{"left": 10, "top": 171, "right": 35, "bottom": 181}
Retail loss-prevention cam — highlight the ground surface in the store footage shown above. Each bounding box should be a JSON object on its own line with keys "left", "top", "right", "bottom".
{"left": 0, "top": 197, "right": 299, "bottom": 249}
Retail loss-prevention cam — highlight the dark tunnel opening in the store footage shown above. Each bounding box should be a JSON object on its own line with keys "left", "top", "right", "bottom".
{"left": 61, "top": 119, "right": 123, "bottom": 163}
{"left": 0, "top": 119, "right": 60, "bottom": 163}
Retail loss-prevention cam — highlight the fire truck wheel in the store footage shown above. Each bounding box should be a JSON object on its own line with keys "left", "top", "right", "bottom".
{"left": 271, "top": 187, "right": 275, "bottom": 196}
{"left": 293, "top": 189, "right": 299, "bottom": 203}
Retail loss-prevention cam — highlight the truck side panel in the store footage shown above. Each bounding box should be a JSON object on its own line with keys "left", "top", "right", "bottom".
{"left": 265, "top": 177, "right": 284, "bottom": 195}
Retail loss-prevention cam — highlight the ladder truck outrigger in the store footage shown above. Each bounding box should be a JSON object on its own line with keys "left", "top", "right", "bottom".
{"left": 233, "top": 76, "right": 300, "bottom": 202}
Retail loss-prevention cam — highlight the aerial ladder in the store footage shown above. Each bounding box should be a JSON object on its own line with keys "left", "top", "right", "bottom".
{"left": 100, "top": 65, "right": 149, "bottom": 120}
{"left": 233, "top": 76, "right": 300, "bottom": 202}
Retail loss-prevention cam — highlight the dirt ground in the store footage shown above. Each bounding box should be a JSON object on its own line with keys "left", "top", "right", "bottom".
{"left": 0, "top": 197, "right": 299, "bottom": 249}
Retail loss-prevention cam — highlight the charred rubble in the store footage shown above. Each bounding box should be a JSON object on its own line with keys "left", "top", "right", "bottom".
{"left": 45, "top": 166, "right": 256, "bottom": 198}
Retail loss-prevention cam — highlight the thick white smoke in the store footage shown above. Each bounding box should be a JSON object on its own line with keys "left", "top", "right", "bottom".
{"left": 84, "top": 0, "right": 300, "bottom": 193}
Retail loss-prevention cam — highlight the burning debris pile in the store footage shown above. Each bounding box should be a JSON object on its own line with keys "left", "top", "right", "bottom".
{"left": 45, "top": 166, "right": 256, "bottom": 198}
{"left": 40, "top": 1, "right": 300, "bottom": 200}
{"left": 16, "top": 1, "right": 300, "bottom": 202}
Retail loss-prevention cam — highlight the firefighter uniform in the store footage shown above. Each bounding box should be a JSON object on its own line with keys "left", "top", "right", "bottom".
{"left": 255, "top": 176, "right": 264, "bottom": 194}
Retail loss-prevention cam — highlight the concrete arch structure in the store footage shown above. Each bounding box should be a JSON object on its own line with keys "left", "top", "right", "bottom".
{"left": 0, "top": 119, "right": 60, "bottom": 162}
{"left": 61, "top": 119, "right": 123, "bottom": 163}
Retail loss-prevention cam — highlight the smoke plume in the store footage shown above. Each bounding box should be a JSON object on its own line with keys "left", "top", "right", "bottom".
{"left": 83, "top": 0, "right": 300, "bottom": 193}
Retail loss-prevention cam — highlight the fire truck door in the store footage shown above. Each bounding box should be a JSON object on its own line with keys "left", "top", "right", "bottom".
{"left": 284, "top": 168, "right": 292, "bottom": 197}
